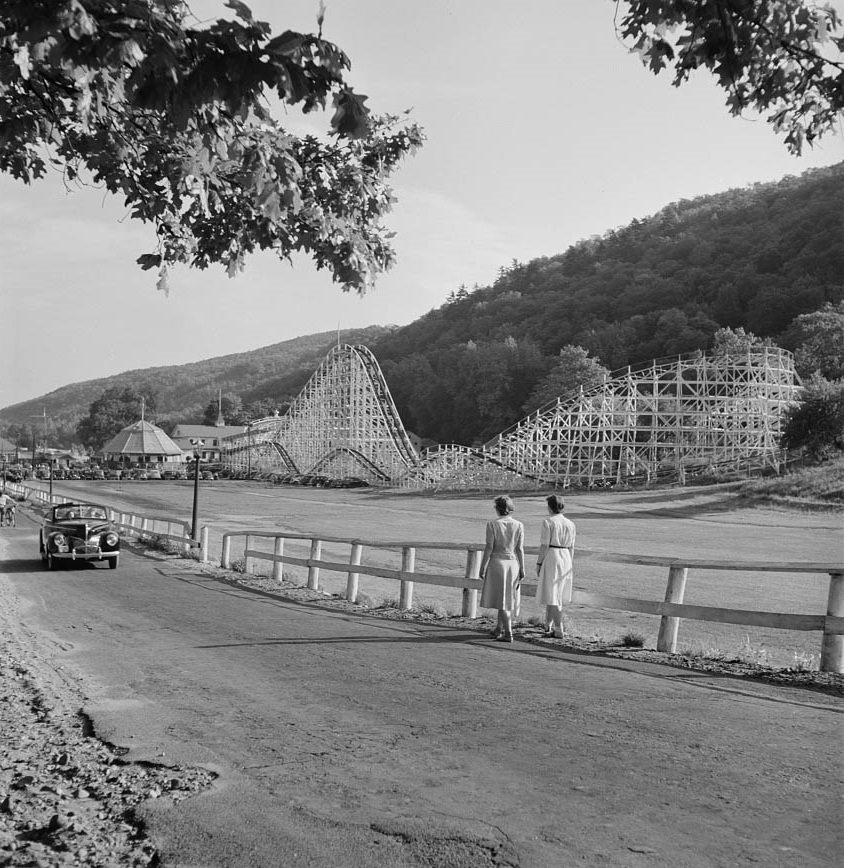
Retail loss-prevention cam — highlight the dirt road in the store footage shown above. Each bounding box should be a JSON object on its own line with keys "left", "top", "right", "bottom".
{"left": 1, "top": 511, "right": 841, "bottom": 867}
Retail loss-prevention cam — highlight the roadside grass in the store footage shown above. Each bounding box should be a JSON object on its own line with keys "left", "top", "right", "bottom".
{"left": 141, "top": 534, "right": 183, "bottom": 555}
{"left": 734, "top": 457, "right": 844, "bottom": 507}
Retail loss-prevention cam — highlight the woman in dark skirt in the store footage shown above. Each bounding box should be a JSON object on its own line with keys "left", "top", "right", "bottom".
{"left": 479, "top": 495, "right": 525, "bottom": 642}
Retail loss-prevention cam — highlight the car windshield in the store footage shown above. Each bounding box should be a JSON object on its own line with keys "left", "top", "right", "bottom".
{"left": 54, "top": 505, "right": 108, "bottom": 521}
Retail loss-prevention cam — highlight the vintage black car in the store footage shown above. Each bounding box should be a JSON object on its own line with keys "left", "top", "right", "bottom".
{"left": 39, "top": 502, "right": 120, "bottom": 570}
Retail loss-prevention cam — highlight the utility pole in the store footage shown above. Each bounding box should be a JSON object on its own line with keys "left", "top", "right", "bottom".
{"left": 189, "top": 439, "right": 205, "bottom": 539}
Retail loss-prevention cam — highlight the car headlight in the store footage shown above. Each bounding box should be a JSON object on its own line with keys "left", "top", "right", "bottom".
{"left": 50, "top": 532, "right": 69, "bottom": 552}
{"left": 104, "top": 532, "right": 119, "bottom": 547}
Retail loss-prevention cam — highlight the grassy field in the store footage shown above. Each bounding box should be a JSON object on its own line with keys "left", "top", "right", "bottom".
{"left": 34, "top": 475, "right": 843, "bottom": 671}
{"left": 734, "top": 456, "right": 844, "bottom": 507}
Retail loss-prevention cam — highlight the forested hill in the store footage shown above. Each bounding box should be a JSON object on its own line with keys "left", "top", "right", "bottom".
{"left": 371, "top": 162, "right": 844, "bottom": 444}
{"left": 3, "top": 164, "right": 842, "bottom": 450}
{"left": 0, "top": 326, "right": 395, "bottom": 437}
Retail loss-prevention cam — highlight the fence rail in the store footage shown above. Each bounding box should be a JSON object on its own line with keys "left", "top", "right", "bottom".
{"left": 6, "top": 481, "right": 200, "bottom": 553}
{"left": 220, "top": 529, "right": 844, "bottom": 673}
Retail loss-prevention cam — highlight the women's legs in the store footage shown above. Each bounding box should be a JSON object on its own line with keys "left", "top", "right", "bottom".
{"left": 500, "top": 609, "right": 513, "bottom": 640}
{"left": 544, "top": 605, "right": 555, "bottom": 631}
{"left": 549, "top": 605, "right": 565, "bottom": 637}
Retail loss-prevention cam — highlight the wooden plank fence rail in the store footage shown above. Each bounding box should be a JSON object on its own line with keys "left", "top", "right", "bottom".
{"left": 220, "top": 530, "right": 844, "bottom": 673}
{"left": 6, "top": 481, "right": 198, "bottom": 552}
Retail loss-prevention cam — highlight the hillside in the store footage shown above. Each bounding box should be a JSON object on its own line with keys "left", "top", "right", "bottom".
{"left": 0, "top": 325, "right": 395, "bottom": 436}
{"left": 3, "top": 162, "right": 842, "bottom": 449}
{"left": 372, "top": 163, "right": 844, "bottom": 443}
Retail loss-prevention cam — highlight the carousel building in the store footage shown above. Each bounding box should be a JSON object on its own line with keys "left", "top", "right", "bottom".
{"left": 100, "top": 419, "right": 185, "bottom": 468}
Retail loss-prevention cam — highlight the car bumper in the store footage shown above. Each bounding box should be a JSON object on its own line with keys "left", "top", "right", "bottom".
{"left": 50, "top": 550, "right": 119, "bottom": 563}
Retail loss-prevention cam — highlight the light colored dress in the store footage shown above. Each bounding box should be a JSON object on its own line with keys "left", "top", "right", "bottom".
{"left": 480, "top": 516, "right": 524, "bottom": 614}
{"left": 535, "top": 514, "right": 576, "bottom": 607}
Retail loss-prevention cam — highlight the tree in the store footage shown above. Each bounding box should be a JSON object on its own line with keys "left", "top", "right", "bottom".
{"left": 781, "top": 373, "right": 844, "bottom": 458}
{"left": 785, "top": 301, "right": 844, "bottom": 379}
{"left": 76, "top": 387, "right": 157, "bottom": 449}
{"left": 202, "top": 393, "right": 244, "bottom": 425}
{"left": 0, "top": 1, "right": 422, "bottom": 293}
{"left": 523, "top": 346, "right": 610, "bottom": 414}
{"left": 710, "top": 326, "right": 771, "bottom": 356}
{"left": 618, "top": 1, "right": 844, "bottom": 154}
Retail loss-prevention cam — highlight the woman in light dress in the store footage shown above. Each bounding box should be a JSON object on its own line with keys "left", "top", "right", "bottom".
{"left": 479, "top": 495, "right": 525, "bottom": 643}
{"left": 535, "top": 494, "right": 576, "bottom": 638}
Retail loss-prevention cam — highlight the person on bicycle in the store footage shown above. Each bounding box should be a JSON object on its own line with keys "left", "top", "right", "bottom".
{"left": 0, "top": 491, "right": 15, "bottom": 527}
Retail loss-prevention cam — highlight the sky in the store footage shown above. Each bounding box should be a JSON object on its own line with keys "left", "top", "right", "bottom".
{"left": 1, "top": 0, "right": 843, "bottom": 409}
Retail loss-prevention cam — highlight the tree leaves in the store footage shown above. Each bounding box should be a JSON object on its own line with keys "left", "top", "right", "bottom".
{"left": 617, "top": 1, "right": 844, "bottom": 155}
{"left": 0, "top": 0, "right": 422, "bottom": 293}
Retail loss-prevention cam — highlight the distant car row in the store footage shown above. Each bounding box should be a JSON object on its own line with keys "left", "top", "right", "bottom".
{"left": 102, "top": 468, "right": 219, "bottom": 481}
{"left": 6, "top": 465, "right": 363, "bottom": 487}
{"left": 265, "top": 472, "right": 368, "bottom": 488}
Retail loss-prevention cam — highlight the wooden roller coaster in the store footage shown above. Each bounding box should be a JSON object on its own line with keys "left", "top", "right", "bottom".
{"left": 222, "top": 344, "right": 799, "bottom": 490}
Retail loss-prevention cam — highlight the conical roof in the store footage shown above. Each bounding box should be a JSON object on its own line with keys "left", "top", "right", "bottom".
{"left": 101, "top": 420, "right": 183, "bottom": 456}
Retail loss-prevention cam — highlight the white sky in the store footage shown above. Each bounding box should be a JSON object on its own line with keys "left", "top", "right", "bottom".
{"left": 1, "top": 0, "right": 842, "bottom": 408}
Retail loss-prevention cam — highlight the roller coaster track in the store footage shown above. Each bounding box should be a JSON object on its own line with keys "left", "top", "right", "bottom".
{"left": 222, "top": 343, "right": 799, "bottom": 490}
{"left": 222, "top": 345, "right": 418, "bottom": 483}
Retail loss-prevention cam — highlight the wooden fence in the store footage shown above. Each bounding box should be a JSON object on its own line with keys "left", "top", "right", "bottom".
{"left": 220, "top": 530, "right": 844, "bottom": 673}
{"left": 6, "top": 481, "right": 200, "bottom": 553}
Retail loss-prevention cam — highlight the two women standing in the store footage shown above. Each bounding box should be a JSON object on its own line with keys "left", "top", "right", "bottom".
{"left": 479, "top": 494, "right": 575, "bottom": 642}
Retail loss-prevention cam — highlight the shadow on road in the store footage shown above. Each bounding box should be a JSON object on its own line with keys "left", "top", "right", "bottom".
{"left": 0, "top": 558, "right": 44, "bottom": 573}
{"left": 194, "top": 631, "right": 480, "bottom": 649}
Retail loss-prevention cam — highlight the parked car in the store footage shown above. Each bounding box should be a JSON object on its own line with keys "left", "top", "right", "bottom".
{"left": 201, "top": 470, "right": 216, "bottom": 481}
{"left": 105, "top": 470, "right": 122, "bottom": 480}
{"left": 39, "top": 502, "right": 120, "bottom": 570}
{"left": 133, "top": 469, "right": 148, "bottom": 480}
{"left": 91, "top": 469, "right": 105, "bottom": 480}
{"left": 146, "top": 469, "right": 162, "bottom": 480}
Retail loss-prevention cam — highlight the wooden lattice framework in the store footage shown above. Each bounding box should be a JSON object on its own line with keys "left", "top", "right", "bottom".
{"left": 401, "top": 347, "right": 799, "bottom": 490}
{"left": 222, "top": 344, "right": 798, "bottom": 490}
{"left": 222, "top": 345, "right": 419, "bottom": 483}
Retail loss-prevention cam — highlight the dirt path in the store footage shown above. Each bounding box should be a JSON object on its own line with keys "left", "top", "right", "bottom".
{"left": 1, "top": 512, "right": 842, "bottom": 867}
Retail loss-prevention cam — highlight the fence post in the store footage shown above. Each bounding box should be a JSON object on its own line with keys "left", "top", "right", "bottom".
{"left": 400, "top": 546, "right": 416, "bottom": 611}
{"left": 221, "top": 535, "right": 232, "bottom": 570}
{"left": 272, "top": 536, "right": 284, "bottom": 582}
{"left": 462, "top": 548, "right": 481, "bottom": 618}
{"left": 307, "top": 539, "right": 322, "bottom": 590}
{"left": 657, "top": 565, "right": 688, "bottom": 652}
{"left": 820, "top": 571, "right": 844, "bottom": 673}
{"left": 346, "top": 542, "right": 362, "bottom": 603}
{"left": 200, "top": 526, "right": 209, "bottom": 563}
{"left": 244, "top": 535, "right": 253, "bottom": 574}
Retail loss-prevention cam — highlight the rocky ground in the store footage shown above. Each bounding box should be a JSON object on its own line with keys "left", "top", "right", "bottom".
{"left": 0, "top": 549, "right": 215, "bottom": 867}
{"left": 2, "top": 541, "right": 841, "bottom": 867}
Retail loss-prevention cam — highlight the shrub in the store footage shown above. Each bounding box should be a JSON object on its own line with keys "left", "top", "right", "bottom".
{"left": 781, "top": 375, "right": 844, "bottom": 459}
{"left": 620, "top": 632, "right": 645, "bottom": 648}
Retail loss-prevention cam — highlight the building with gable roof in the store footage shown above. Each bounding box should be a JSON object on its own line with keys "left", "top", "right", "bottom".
{"left": 170, "top": 424, "right": 247, "bottom": 463}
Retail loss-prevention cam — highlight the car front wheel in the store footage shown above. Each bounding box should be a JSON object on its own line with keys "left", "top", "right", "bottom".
{"left": 108, "top": 556, "right": 119, "bottom": 570}
{"left": 46, "top": 552, "right": 56, "bottom": 571}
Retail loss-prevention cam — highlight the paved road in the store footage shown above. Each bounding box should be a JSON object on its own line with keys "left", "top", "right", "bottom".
{"left": 1, "top": 510, "right": 841, "bottom": 867}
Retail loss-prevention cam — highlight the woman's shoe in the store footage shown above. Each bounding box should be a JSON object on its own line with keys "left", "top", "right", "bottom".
{"left": 496, "top": 633, "right": 513, "bottom": 643}
{"left": 489, "top": 630, "right": 503, "bottom": 639}
{"left": 541, "top": 629, "right": 555, "bottom": 638}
